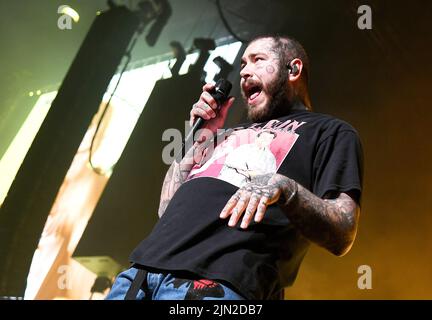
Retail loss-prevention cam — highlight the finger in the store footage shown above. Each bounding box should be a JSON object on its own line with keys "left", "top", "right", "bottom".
{"left": 265, "top": 187, "right": 282, "bottom": 205}
{"left": 189, "top": 105, "right": 197, "bottom": 126}
{"left": 198, "top": 101, "right": 217, "bottom": 118}
{"left": 240, "top": 194, "right": 260, "bottom": 229}
{"left": 192, "top": 102, "right": 217, "bottom": 119}
{"left": 254, "top": 196, "right": 269, "bottom": 223}
{"left": 228, "top": 192, "right": 250, "bottom": 227}
{"left": 201, "top": 91, "right": 218, "bottom": 110}
{"left": 220, "top": 192, "right": 240, "bottom": 219}
{"left": 202, "top": 83, "right": 215, "bottom": 92}
{"left": 190, "top": 105, "right": 212, "bottom": 121}
{"left": 219, "top": 96, "right": 235, "bottom": 119}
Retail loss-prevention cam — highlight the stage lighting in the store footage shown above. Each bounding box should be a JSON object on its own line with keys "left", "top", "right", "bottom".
{"left": 28, "top": 91, "right": 34, "bottom": 97}
{"left": 192, "top": 38, "right": 216, "bottom": 52}
{"left": 189, "top": 38, "right": 216, "bottom": 79}
{"left": 213, "top": 56, "right": 233, "bottom": 83}
{"left": 136, "top": 0, "right": 172, "bottom": 46}
{"left": 169, "top": 41, "right": 186, "bottom": 77}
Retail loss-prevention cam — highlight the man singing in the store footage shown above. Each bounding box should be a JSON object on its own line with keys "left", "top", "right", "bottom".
{"left": 106, "top": 35, "right": 363, "bottom": 300}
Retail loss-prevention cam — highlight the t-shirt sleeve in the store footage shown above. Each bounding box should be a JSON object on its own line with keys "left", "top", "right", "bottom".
{"left": 312, "top": 129, "right": 364, "bottom": 205}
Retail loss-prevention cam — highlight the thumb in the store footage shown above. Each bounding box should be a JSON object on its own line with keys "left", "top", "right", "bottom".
{"left": 219, "top": 96, "right": 235, "bottom": 118}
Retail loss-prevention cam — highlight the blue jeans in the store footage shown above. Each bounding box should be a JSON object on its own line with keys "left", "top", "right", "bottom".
{"left": 105, "top": 267, "right": 246, "bottom": 300}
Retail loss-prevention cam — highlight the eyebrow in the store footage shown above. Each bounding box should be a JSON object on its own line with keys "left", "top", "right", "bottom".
{"left": 240, "top": 52, "right": 268, "bottom": 65}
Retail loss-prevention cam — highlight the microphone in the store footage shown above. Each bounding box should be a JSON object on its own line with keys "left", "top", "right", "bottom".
{"left": 187, "top": 79, "right": 232, "bottom": 140}
{"left": 180, "top": 79, "right": 232, "bottom": 160}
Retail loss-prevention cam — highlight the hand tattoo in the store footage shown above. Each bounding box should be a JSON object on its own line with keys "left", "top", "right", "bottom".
{"left": 219, "top": 173, "right": 296, "bottom": 229}
{"left": 219, "top": 172, "right": 359, "bottom": 256}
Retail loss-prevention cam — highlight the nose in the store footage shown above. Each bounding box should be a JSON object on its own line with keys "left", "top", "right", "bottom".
{"left": 240, "top": 64, "right": 253, "bottom": 80}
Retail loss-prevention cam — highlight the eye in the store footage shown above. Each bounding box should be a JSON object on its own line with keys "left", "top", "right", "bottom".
{"left": 255, "top": 56, "right": 264, "bottom": 62}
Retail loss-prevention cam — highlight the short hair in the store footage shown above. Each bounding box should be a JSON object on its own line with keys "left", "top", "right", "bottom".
{"left": 249, "top": 34, "right": 310, "bottom": 84}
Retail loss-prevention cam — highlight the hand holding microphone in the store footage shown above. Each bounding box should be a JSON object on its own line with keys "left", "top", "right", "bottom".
{"left": 178, "top": 79, "right": 233, "bottom": 162}
{"left": 188, "top": 79, "right": 234, "bottom": 142}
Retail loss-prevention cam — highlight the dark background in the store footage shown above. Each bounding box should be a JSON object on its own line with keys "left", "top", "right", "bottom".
{"left": 0, "top": 0, "right": 431, "bottom": 299}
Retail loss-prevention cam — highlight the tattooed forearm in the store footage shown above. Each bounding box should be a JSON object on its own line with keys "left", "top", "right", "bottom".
{"left": 219, "top": 172, "right": 359, "bottom": 256}
{"left": 158, "top": 162, "right": 188, "bottom": 217}
{"left": 158, "top": 143, "right": 205, "bottom": 217}
{"left": 278, "top": 178, "right": 359, "bottom": 256}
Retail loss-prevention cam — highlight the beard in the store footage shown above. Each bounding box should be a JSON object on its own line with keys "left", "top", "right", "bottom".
{"left": 244, "top": 68, "right": 292, "bottom": 123}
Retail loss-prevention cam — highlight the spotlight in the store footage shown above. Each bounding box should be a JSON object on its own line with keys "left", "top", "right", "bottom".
{"left": 28, "top": 91, "right": 34, "bottom": 97}
{"left": 169, "top": 41, "right": 186, "bottom": 77}
{"left": 36, "top": 90, "right": 42, "bottom": 96}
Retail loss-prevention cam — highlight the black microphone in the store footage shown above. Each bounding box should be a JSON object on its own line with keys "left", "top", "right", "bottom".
{"left": 187, "top": 79, "right": 232, "bottom": 140}
{"left": 180, "top": 79, "right": 232, "bottom": 160}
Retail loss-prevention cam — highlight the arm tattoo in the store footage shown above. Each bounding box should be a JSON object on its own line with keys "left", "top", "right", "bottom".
{"left": 158, "top": 143, "right": 205, "bottom": 217}
{"left": 278, "top": 176, "right": 359, "bottom": 256}
{"left": 218, "top": 171, "right": 359, "bottom": 255}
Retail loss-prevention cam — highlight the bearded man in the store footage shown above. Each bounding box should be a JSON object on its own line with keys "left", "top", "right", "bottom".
{"left": 106, "top": 35, "right": 363, "bottom": 300}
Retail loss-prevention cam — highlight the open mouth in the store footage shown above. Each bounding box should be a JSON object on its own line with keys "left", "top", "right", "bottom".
{"left": 245, "top": 85, "right": 262, "bottom": 105}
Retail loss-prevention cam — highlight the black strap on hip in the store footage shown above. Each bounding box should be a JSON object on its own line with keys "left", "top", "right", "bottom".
{"left": 125, "top": 269, "right": 148, "bottom": 300}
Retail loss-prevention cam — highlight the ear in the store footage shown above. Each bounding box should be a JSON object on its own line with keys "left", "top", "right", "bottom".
{"left": 288, "top": 58, "right": 303, "bottom": 83}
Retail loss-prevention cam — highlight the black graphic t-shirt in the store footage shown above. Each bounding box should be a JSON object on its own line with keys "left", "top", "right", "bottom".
{"left": 130, "top": 109, "right": 363, "bottom": 300}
